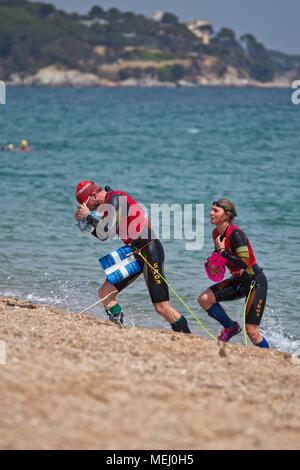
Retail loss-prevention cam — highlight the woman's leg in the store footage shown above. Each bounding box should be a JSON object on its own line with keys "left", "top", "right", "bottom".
{"left": 245, "top": 272, "right": 269, "bottom": 348}
{"left": 246, "top": 324, "right": 263, "bottom": 344}
{"left": 198, "top": 280, "right": 243, "bottom": 341}
{"left": 198, "top": 287, "right": 216, "bottom": 310}
{"left": 198, "top": 280, "right": 240, "bottom": 329}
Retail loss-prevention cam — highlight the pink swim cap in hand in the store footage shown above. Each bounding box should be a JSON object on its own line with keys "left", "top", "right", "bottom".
{"left": 204, "top": 251, "right": 227, "bottom": 282}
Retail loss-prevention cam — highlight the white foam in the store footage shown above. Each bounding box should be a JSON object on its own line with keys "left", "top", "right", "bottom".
{"left": 262, "top": 306, "right": 299, "bottom": 354}
{"left": 26, "top": 293, "right": 52, "bottom": 303}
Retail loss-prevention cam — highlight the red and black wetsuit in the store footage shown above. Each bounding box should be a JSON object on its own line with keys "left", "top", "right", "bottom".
{"left": 210, "top": 224, "right": 268, "bottom": 325}
{"left": 86, "top": 187, "right": 169, "bottom": 304}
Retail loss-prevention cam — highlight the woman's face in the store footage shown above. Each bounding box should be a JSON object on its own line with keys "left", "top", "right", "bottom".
{"left": 210, "top": 205, "right": 228, "bottom": 225}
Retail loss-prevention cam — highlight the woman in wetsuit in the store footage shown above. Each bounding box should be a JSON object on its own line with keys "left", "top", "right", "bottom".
{"left": 74, "top": 180, "right": 191, "bottom": 333}
{"left": 198, "top": 199, "right": 269, "bottom": 348}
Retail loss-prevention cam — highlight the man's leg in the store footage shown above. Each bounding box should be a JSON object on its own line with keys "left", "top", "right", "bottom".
{"left": 154, "top": 301, "right": 191, "bottom": 333}
{"left": 99, "top": 280, "right": 123, "bottom": 325}
{"left": 143, "top": 240, "right": 191, "bottom": 334}
{"left": 99, "top": 270, "right": 143, "bottom": 325}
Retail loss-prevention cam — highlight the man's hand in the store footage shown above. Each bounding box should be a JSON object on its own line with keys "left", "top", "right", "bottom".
{"left": 215, "top": 235, "right": 226, "bottom": 253}
{"left": 75, "top": 203, "right": 90, "bottom": 221}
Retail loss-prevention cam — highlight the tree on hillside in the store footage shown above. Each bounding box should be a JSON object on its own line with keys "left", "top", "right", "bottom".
{"left": 210, "top": 28, "right": 248, "bottom": 69}
{"left": 241, "top": 34, "right": 275, "bottom": 81}
{"left": 215, "top": 27, "right": 236, "bottom": 42}
{"left": 107, "top": 8, "right": 123, "bottom": 21}
{"left": 88, "top": 6, "right": 105, "bottom": 18}
{"left": 37, "top": 3, "right": 56, "bottom": 18}
{"left": 161, "top": 13, "right": 179, "bottom": 25}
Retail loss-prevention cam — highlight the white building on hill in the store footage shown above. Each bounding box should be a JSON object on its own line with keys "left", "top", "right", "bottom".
{"left": 186, "top": 20, "right": 213, "bottom": 45}
{"left": 150, "top": 11, "right": 165, "bottom": 22}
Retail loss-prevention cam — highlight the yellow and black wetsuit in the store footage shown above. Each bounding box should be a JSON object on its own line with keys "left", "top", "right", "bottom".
{"left": 86, "top": 187, "right": 170, "bottom": 304}
{"left": 210, "top": 225, "right": 268, "bottom": 325}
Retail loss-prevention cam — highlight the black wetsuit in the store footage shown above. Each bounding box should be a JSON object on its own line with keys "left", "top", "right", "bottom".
{"left": 210, "top": 226, "right": 268, "bottom": 325}
{"left": 86, "top": 187, "right": 169, "bottom": 304}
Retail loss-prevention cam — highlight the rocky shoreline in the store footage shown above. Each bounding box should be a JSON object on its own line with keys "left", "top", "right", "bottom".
{"left": 7, "top": 65, "right": 293, "bottom": 89}
{"left": 1, "top": 295, "right": 300, "bottom": 450}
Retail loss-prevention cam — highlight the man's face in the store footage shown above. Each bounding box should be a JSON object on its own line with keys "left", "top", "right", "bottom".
{"left": 86, "top": 189, "right": 105, "bottom": 210}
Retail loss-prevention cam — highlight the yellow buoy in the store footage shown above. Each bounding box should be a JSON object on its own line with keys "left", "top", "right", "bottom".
{"left": 20, "top": 139, "right": 29, "bottom": 150}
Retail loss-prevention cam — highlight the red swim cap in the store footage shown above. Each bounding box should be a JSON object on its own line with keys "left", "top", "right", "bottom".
{"left": 75, "top": 180, "right": 99, "bottom": 204}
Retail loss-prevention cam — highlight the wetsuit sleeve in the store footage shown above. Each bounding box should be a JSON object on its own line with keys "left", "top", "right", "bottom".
{"left": 86, "top": 194, "right": 121, "bottom": 241}
{"left": 221, "top": 229, "right": 249, "bottom": 269}
{"left": 85, "top": 214, "right": 107, "bottom": 240}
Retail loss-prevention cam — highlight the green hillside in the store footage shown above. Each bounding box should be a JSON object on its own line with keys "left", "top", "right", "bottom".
{"left": 0, "top": 0, "right": 299, "bottom": 84}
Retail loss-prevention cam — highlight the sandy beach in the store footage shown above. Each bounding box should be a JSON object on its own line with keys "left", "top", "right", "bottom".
{"left": 0, "top": 295, "right": 300, "bottom": 450}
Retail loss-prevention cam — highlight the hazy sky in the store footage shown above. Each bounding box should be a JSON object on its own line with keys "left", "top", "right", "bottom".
{"left": 35, "top": 0, "right": 300, "bottom": 55}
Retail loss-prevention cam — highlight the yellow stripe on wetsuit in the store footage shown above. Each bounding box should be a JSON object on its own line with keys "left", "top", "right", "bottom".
{"left": 235, "top": 245, "right": 249, "bottom": 258}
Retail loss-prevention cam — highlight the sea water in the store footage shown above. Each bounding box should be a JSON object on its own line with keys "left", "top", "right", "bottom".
{"left": 0, "top": 87, "right": 299, "bottom": 352}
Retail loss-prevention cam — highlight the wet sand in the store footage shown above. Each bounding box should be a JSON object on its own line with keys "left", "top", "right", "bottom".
{"left": 0, "top": 295, "right": 300, "bottom": 450}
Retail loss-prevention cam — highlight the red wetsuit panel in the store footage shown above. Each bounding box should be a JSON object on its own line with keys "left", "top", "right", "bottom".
{"left": 213, "top": 224, "right": 256, "bottom": 276}
{"left": 104, "top": 190, "right": 148, "bottom": 244}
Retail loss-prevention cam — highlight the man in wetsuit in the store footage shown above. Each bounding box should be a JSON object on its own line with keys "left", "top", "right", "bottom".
{"left": 198, "top": 199, "right": 269, "bottom": 348}
{"left": 75, "top": 180, "right": 191, "bottom": 333}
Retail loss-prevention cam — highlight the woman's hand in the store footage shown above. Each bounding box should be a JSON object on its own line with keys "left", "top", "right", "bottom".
{"left": 207, "top": 262, "right": 222, "bottom": 275}
{"left": 75, "top": 203, "right": 90, "bottom": 221}
{"left": 215, "top": 235, "right": 226, "bottom": 253}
